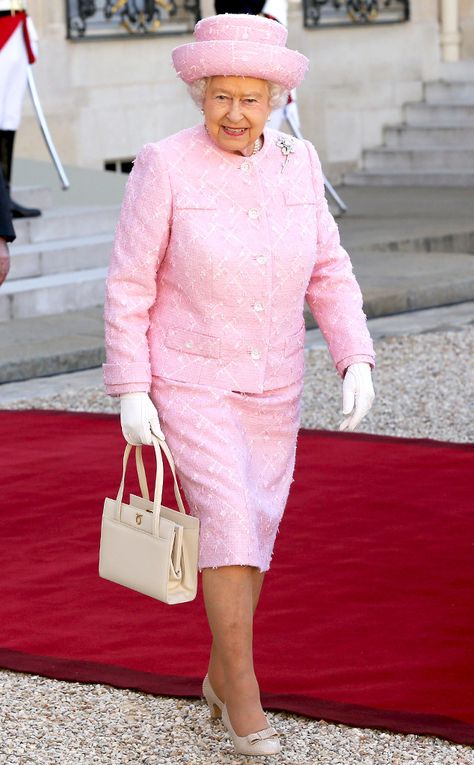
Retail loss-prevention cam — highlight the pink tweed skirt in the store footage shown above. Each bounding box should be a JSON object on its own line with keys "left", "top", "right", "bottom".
{"left": 150, "top": 375, "right": 304, "bottom": 573}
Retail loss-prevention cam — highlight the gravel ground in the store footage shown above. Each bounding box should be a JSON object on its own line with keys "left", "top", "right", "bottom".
{"left": 1, "top": 326, "right": 473, "bottom": 764}
{"left": 1, "top": 670, "right": 473, "bottom": 765}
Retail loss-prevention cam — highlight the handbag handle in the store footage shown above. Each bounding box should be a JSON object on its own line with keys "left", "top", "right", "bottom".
{"left": 115, "top": 436, "right": 187, "bottom": 537}
{"left": 117, "top": 446, "right": 154, "bottom": 501}
{"left": 134, "top": 446, "right": 150, "bottom": 500}
{"left": 139, "top": 436, "right": 187, "bottom": 517}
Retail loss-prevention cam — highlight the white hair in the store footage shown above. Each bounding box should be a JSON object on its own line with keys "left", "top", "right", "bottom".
{"left": 187, "top": 77, "right": 289, "bottom": 111}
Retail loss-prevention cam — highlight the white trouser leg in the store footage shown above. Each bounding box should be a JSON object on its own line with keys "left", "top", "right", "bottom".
{"left": 0, "top": 17, "right": 38, "bottom": 130}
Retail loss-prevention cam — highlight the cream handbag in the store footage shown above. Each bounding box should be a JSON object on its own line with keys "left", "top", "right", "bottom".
{"left": 99, "top": 434, "right": 200, "bottom": 604}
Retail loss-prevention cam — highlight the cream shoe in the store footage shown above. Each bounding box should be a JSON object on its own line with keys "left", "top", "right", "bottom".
{"left": 222, "top": 703, "right": 281, "bottom": 756}
{"left": 202, "top": 673, "right": 224, "bottom": 719}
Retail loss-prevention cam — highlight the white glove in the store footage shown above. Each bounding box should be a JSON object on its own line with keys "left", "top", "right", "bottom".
{"left": 120, "top": 392, "right": 164, "bottom": 445}
{"left": 339, "top": 362, "right": 375, "bottom": 432}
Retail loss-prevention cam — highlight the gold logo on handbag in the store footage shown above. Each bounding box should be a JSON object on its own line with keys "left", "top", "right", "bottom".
{"left": 135, "top": 512, "right": 143, "bottom": 525}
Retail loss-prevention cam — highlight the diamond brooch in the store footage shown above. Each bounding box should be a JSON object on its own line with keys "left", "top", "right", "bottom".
{"left": 276, "top": 136, "right": 295, "bottom": 172}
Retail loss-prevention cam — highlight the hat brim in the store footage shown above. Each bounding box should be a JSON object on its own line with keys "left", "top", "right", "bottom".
{"left": 172, "top": 40, "right": 309, "bottom": 91}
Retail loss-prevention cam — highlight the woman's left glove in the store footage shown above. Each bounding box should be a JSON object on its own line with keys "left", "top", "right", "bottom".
{"left": 339, "top": 362, "right": 375, "bottom": 432}
{"left": 120, "top": 392, "right": 165, "bottom": 445}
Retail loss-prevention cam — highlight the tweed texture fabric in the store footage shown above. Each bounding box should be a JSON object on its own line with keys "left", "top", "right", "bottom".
{"left": 171, "top": 14, "right": 309, "bottom": 90}
{"left": 103, "top": 123, "right": 375, "bottom": 396}
{"left": 150, "top": 374, "right": 304, "bottom": 572}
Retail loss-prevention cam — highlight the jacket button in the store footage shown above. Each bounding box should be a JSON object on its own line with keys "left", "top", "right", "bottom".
{"left": 250, "top": 349, "right": 261, "bottom": 360}
{"left": 240, "top": 161, "right": 250, "bottom": 172}
{"left": 253, "top": 301, "right": 264, "bottom": 312}
{"left": 248, "top": 208, "right": 259, "bottom": 219}
{"left": 185, "top": 340, "right": 193, "bottom": 348}
{"left": 256, "top": 256, "right": 267, "bottom": 265}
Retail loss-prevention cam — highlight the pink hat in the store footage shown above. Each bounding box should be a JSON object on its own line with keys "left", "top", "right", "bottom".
{"left": 171, "top": 14, "right": 309, "bottom": 91}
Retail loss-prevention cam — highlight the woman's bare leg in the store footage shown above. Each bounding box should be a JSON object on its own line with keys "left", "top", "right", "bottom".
{"left": 202, "top": 565, "right": 267, "bottom": 736}
{"left": 206, "top": 567, "right": 264, "bottom": 701}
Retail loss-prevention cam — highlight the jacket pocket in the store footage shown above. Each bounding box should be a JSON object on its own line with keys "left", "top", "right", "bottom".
{"left": 164, "top": 327, "right": 221, "bottom": 359}
{"left": 284, "top": 324, "right": 306, "bottom": 357}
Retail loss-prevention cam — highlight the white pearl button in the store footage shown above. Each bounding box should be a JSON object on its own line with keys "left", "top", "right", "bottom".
{"left": 185, "top": 341, "right": 193, "bottom": 348}
{"left": 256, "top": 255, "right": 267, "bottom": 265}
{"left": 250, "top": 349, "right": 261, "bottom": 360}
{"left": 240, "top": 161, "right": 250, "bottom": 172}
{"left": 253, "top": 301, "right": 264, "bottom": 312}
{"left": 248, "top": 208, "right": 259, "bottom": 219}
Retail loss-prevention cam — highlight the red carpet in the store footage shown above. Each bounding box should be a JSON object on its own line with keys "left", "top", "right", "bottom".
{"left": 0, "top": 409, "right": 473, "bottom": 745}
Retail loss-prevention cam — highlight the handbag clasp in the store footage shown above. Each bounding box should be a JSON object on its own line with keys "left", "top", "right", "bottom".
{"left": 135, "top": 512, "right": 143, "bottom": 526}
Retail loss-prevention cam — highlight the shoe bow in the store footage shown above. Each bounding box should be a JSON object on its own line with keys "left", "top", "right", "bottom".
{"left": 248, "top": 726, "right": 279, "bottom": 743}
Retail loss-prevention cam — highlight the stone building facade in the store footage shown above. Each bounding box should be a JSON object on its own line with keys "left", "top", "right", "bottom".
{"left": 17, "top": 0, "right": 473, "bottom": 180}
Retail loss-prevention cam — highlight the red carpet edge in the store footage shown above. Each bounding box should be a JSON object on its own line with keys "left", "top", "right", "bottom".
{"left": 1, "top": 647, "right": 473, "bottom": 746}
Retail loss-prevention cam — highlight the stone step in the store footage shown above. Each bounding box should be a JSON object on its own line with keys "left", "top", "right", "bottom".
{"left": 344, "top": 171, "right": 474, "bottom": 187}
{"left": 424, "top": 81, "right": 474, "bottom": 104}
{"left": 304, "top": 250, "right": 474, "bottom": 327}
{"left": 383, "top": 125, "right": 474, "bottom": 149}
{"left": 363, "top": 147, "right": 474, "bottom": 172}
{"left": 404, "top": 102, "right": 474, "bottom": 127}
{"left": 0, "top": 307, "right": 105, "bottom": 384}
{"left": 13, "top": 205, "right": 119, "bottom": 245}
{"left": 2, "top": 303, "right": 473, "bottom": 389}
{"left": 12, "top": 185, "right": 52, "bottom": 211}
{"left": 439, "top": 60, "right": 474, "bottom": 82}
{"left": 2, "top": 285, "right": 474, "bottom": 383}
{"left": 9, "top": 233, "right": 113, "bottom": 280}
{"left": 359, "top": 228, "right": 474, "bottom": 256}
{"left": 0, "top": 267, "right": 107, "bottom": 322}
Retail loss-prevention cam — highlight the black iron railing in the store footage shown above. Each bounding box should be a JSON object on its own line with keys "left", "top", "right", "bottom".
{"left": 303, "top": 0, "right": 409, "bottom": 28}
{"left": 65, "top": 0, "right": 201, "bottom": 39}
{"left": 66, "top": 0, "right": 409, "bottom": 39}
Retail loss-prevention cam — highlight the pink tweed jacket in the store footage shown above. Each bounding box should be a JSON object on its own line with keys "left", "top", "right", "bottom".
{"left": 103, "top": 124, "right": 375, "bottom": 395}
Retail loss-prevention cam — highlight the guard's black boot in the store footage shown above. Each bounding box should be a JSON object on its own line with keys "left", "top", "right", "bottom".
{"left": 8, "top": 184, "right": 41, "bottom": 218}
{"left": 0, "top": 129, "right": 41, "bottom": 218}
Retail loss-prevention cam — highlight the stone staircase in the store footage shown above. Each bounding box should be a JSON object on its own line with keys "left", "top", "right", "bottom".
{"left": 345, "top": 61, "right": 474, "bottom": 187}
{"left": 0, "top": 189, "right": 118, "bottom": 322}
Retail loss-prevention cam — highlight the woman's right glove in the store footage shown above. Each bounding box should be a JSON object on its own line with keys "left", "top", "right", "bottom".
{"left": 120, "top": 392, "right": 164, "bottom": 445}
{"left": 339, "top": 362, "right": 375, "bottom": 432}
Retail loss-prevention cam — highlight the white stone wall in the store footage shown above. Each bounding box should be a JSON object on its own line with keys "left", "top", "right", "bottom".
{"left": 17, "top": 0, "right": 448, "bottom": 179}
{"left": 460, "top": 0, "right": 474, "bottom": 58}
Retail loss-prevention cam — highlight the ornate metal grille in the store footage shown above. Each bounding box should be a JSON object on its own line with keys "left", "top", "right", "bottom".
{"left": 65, "top": 0, "right": 201, "bottom": 39}
{"left": 303, "top": 0, "right": 409, "bottom": 28}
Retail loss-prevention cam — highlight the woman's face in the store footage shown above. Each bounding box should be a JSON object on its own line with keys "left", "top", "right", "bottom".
{"left": 202, "top": 76, "right": 272, "bottom": 154}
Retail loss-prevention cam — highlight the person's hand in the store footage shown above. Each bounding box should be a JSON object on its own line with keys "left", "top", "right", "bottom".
{"left": 339, "top": 362, "right": 375, "bottom": 432}
{"left": 120, "top": 392, "right": 164, "bottom": 445}
{"left": 0, "top": 238, "right": 10, "bottom": 287}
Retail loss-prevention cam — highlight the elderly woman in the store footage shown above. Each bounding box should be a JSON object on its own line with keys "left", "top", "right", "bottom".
{"left": 103, "top": 13, "right": 375, "bottom": 757}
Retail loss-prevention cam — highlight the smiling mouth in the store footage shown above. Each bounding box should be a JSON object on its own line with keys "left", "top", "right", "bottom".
{"left": 221, "top": 126, "right": 248, "bottom": 137}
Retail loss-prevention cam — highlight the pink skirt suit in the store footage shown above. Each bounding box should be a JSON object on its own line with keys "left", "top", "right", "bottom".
{"left": 103, "top": 123, "right": 375, "bottom": 573}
